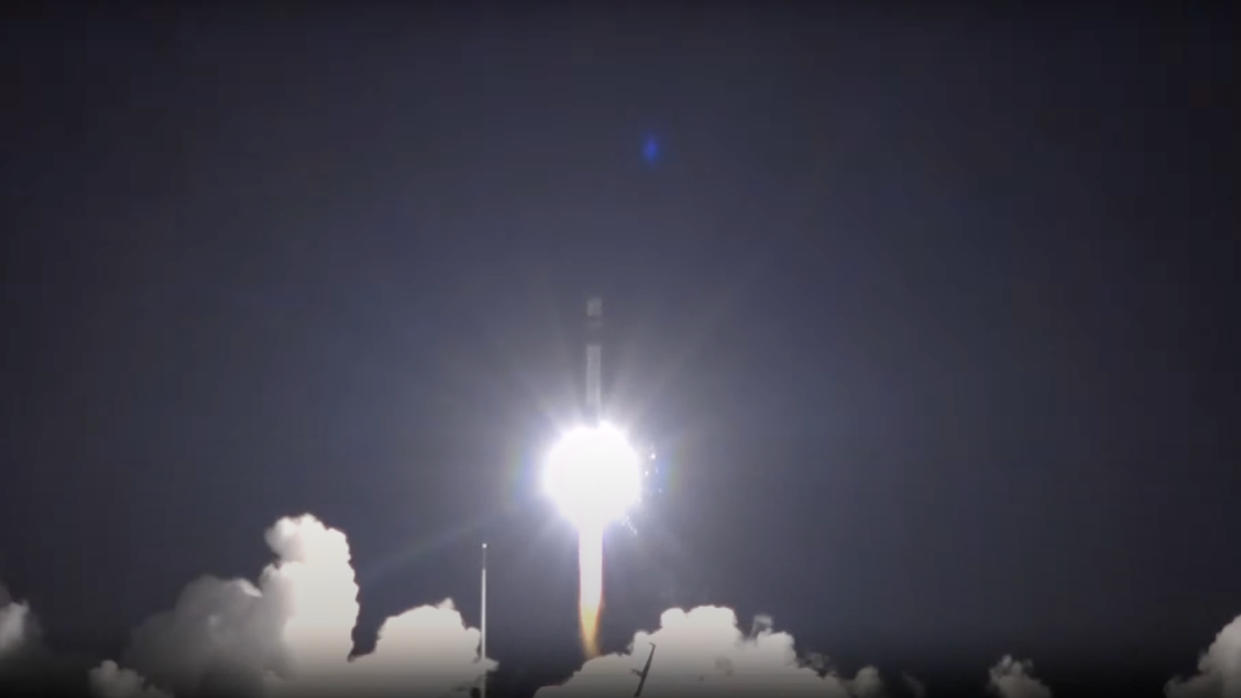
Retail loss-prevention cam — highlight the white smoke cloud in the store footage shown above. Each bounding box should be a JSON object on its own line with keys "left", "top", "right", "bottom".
{"left": 96, "top": 514, "right": 493, "bottom": 698}
{"left": 0, "top": 593, "right": 30, "bottom": 661}
{"left": 987, "top": 655, "right": 1052, "bottom": 698}
{"left": 534, "top": 605, "right": 886, "bottom": 697}
{"left": 900, "top": 672, "right": 926, "bottom": 698}
{"left": 0, "top": 582, "right": 86, "bottom": 696}
{"left": 90, "top": 660, "right": 172, "bottom": 698}
{"left": 322, "top": 600, "right": 488, "bottom": 698}
{"left": 45, "top": 512, "right": 1241, "bottom": 698}
{"left": 0, "top": 582, "right": 40, "bottom": 667}
{"left": 1165, "top": 614, "right": 1241, "bottom": 698}
{"left": 847, "top": 665, "right": 887, "bottom": 698}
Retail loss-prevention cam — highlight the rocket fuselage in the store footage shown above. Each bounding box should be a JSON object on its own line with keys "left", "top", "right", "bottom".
{"left": 585, "top": 297, "right": 603, "bottom": 423}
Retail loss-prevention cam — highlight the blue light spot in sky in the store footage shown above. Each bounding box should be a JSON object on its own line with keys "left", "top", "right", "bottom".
{"left": 642, "top": 135, "right": 660, "bottom": 164}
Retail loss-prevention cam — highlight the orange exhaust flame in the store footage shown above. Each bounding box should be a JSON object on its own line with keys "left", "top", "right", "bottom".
{"left": 577, "top": 528, "right": 603, "bottom": 658}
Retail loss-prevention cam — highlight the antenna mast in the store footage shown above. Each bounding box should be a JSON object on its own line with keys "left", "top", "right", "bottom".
{"left": 480, "top": 542, "right": 488, "bottom": 698}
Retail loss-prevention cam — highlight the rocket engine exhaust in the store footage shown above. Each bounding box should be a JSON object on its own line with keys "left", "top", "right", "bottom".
{"left": 539, "top": 297, "right": 638, "bottom": 659}
{"left": 580, "top": 297, "right": 605, "bottom": 658}
{"left": 577, "top": 528, "right": 603, "bottom": 658}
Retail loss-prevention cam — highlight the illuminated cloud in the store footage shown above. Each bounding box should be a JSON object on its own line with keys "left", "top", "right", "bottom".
{"left": 535, "top": 605, "right": 886, "bottom": 697}
{"left": 901, "top": 672, "right": 927, "bottom": 698}
{"left": 97, "top": 514, "right": 492, "bottom": 698}
{"left": 1165, "top": 614, "right": 1241, "bottom": 698}
{"left": 987, "top": 656, "right": 1052, "bottom": 698}
{"left": 0, "top": 583, "right": 78, "bottom": 696}
{"left": 89, "top": 660, "right": 172, "bottom": 698}
{"left": 0, "top": 590, "right": 32, "bottom": 662}
{"left": 848, "top": 665, "right": 886, "bottom": 697}
{"left": 322, "top": 600, "right": 493, "bottom": 698}
{"left": 0, "top": 582, "right": 41, "bottom": 668}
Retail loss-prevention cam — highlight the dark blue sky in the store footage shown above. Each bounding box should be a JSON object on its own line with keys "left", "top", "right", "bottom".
{"left": 1, "top": 4, "right": 1236, "bottom": 696}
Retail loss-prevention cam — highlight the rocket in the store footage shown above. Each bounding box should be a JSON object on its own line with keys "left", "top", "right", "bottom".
{"left": 585, "top": 297, "right": 603, "bottom": 423}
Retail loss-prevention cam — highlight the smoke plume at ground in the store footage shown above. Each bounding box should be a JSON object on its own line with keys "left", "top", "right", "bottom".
{"left": 1165, "top": 614, "right": 1241, "bottom": 698}
{"left": 6, "top": 519, "right": 1241, "bottom": 697}
{"left": 90, "top": 661, "right": 171, "bottom": 698}
{"left": 0, "top": 583, "right": 37, "bottom": 664}
{"left": 91, "top": 514, "right": 494, "bottom": 698}
{"left": 986, "top": 656, "right": 1052, "bottom": 698}
{"left": 533, "top": 605, "right": 888, "bottom": 698}
{"left": 1, "top": 580, "right": 93, "bottom": 696}
{"left": 901, "top": 672, "right": 927, "bottom": 698}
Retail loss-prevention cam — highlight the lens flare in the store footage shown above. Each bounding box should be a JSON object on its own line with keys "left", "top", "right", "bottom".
{"left": 542, "top": 423, "right": 641, "bottom": 531}
{"left": 542, "top": 422, "right": 641, "bottom": 657}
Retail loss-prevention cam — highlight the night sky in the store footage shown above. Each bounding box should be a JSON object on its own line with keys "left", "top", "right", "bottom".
{"left": 2, "top": 4, "right": 1237, "bottom": 697}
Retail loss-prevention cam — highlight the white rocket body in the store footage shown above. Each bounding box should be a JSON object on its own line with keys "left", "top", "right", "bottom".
{"left": 585, "top": 297, "right": 603, "bottom": 423}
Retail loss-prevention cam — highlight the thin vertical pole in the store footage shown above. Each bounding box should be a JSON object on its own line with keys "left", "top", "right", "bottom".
{"left": 480, "top": 542, "right": 487, "bottom": 698}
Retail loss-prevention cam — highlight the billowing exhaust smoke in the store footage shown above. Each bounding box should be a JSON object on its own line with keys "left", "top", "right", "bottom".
{"left": 901, "top": 672, "right": 927, "bottom": 698}
{"left": 15, "top": 515, "right": 1241, "bottom": 698}
{"left": 1165, "top": 614, "right": 1241, "bottom": 698}
{"left": 92, "top": 514, "right": 495, "bottom": 698}
{"left": 986, "top": 656, "right": 1052, "bottom": 698}
{"left": 0, "top": 583, "right": 37, "bottom": 664}
{"left": 0, "top": 581, "right": 71, "bottom": 695}
{"left": 89, "top": 660, "right": 171, "bottom": 698}
{"left": 534, "top": 605, "right": 887, "bottom": 697}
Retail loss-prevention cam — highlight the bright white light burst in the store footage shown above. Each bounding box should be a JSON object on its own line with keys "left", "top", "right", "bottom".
{"left": 542, "top": 422, "right": 642, "bottom": 531}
